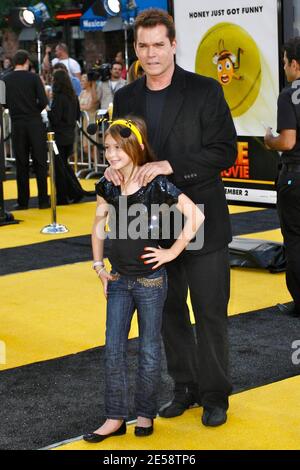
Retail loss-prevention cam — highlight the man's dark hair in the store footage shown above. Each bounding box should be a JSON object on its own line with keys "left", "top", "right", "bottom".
{"left": 134, "top": 8, "right": 175, "bottom": 43}
{"left": 13, "top": 50, "right": 30, "bottom": 66}
{"left": 283, "top": 37, "right": 300, "bottom": 65}
{"left": 111, "top": 61, "right": 123, "bottom": 69}
{"left": 53, "top": 62, "right": 68, "bottom": 72}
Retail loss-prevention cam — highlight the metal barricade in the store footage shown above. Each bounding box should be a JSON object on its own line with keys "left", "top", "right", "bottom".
{"left": 85, "top": 108, "right": 108, "bottom": 179}
{"left": 72, "top": 108, "right": 108, "bottom": 180}
{"left": 2, "top": 109, "right": 13, "bottom": 166}
{"left": 3, "top": 107, "right": 109, "bottom": 180}
{"left": 74, "top": 110, "right": 93, "bottom": 178}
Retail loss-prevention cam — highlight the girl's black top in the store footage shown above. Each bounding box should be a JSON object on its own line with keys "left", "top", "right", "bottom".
{"left": 95, "top": 175, "right": 182, "bottom": 276}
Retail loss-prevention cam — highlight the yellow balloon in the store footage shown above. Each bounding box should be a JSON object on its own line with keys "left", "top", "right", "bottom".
{"left": 195, "top": 22, "right": 261, "bottom": 117}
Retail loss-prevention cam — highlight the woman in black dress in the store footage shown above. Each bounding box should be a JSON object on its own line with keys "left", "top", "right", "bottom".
{"left": 48, "top": 69, "right": 85, "bottom": 204}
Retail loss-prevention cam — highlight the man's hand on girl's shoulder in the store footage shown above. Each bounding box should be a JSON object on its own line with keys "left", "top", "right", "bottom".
{"left": 104, "top": 166, "right": 124, "bottom": 186}
{"left": 134, "top": 161, "right": 173, "bottom": 187}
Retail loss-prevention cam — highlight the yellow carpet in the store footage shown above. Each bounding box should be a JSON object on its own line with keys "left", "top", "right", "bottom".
{"left": 0, "top": 258, "right": 290, "bottom": 371}
{"left": 3, "top": 177, "right": 96, "bottom": 200}
{"left": 4, "top": 177, "right": 49, "bottom": 200}
{"left": 1, "top": 183, "right": 291, "bottom": 371}
{"left": 1, "top": 178, "right": 97, "bottom": 249}
{"left": 0, "top": 202, "right": 96, "bottom": 249}
{"left": 228, "top": 205, "right": 265, "bottom": 214}
{"left": 1, "top": 176, "right": 265, "bottom": 251}
{"left": 240, "top": 228, "right": 283, "bottom": 243}
{"left": 54, "top": 375, "right": 300, "bottom": 450}
{"left": 3, "top": 178, "right": 263, "bottom": 215}
{"left": 1, "top": 184, "right": 297, "bottom": 451}
{"left": 0, "top": 261, "right": 137, "bottom": 371}
{"left": 228, "top": 228, "right": 289, "bottom": 313}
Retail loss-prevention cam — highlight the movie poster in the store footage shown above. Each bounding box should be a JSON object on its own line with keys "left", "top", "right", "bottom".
{"left": 173, "top": 0, "right": 281, "bottom": 204}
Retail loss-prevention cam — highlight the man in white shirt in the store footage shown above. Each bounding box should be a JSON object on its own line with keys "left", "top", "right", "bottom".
{"left": 97, "top": 61, "right": 126, "bottom": 110}
{"left": 43, "top": 43, "right": 81, "bottom": 80}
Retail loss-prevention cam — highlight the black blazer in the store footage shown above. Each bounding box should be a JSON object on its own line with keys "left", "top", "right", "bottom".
{"left": 113, "top": 65, "right": 237, "bottom": 254}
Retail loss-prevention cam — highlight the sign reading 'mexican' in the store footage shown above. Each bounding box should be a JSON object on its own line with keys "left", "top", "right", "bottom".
{"left": 81, "top": 19, "right": 106, "bottom": 30}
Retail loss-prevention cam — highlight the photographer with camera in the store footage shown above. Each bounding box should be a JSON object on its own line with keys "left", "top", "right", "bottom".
{"left": 86, "top": 62, "right": 109, "bottom": 83}
{"left": 96, "top": 61, "right": 126, "bottom": 111}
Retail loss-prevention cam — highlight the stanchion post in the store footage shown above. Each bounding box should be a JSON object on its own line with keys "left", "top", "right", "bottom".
{"left": 0, "top": 84, "right": 16, "bottom": 226}
{"left": 73, "top": 125, "right": 78, "bottom": 174}
{"left": 0, "top": 103, "right": 7, "bottom": 222}
{"left": 41, "top": 132, "right": 69, "bottom": 234}
{"left": 48, "top": 131, "right": 57, "bottom": 226}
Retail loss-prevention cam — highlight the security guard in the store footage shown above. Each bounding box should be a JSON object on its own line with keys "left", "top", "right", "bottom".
{"left": 3, "top": 50, "right": 49, "bottom": 210}
{"left": 264, "top": 37, "right": 300, "bottom": 317}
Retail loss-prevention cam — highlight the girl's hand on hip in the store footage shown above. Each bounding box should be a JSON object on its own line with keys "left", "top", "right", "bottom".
{"left": 98, "top": 269, "right": 114, "bottom": 298}
{"left": 141, "top": 246, "right": 176, "bottom": 270}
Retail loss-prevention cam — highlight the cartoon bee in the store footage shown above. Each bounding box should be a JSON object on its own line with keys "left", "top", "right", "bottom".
{"left": 213, "top": 39, "right": 244, "bottom": 86}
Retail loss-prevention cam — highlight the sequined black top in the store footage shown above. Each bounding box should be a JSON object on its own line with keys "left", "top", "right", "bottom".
{"left": 95, "top": 175, "right": 182, "bottom": 276}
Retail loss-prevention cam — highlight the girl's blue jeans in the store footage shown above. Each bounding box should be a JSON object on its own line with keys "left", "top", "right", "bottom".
{"left": 105, "top": 267, "right": 167, "bottom": 419}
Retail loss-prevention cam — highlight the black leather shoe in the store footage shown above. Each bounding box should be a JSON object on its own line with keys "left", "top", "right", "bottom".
{"left": 70, "top": 194, "right": 84, "bottom": 204}
{"left": 159, "top": 388, "right": 198, "bottom": 418}
{"left": 135, "top": 419, "right": 154, "bottom": 437}
{"left": 56, "top": 200, "right": 69, "bottom": 206}
{"left": 39, "top": 197, "right": 51, "bottom": 209}
{"left": 277, "top": 302, "right": 299, "bottom": 317}
{"left": 202, "top": 407, "right": 227, "bottom": 427}
{"left": 83, "top": 420, "right": 126, "bottom": 443}
{"left": 39, "top": 202, "right": 51, "bottom": 209}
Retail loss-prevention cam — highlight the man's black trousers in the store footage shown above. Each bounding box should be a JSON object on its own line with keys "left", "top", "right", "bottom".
{"left": 162, "top": 247, "right": 232, "bottom": 410}
{"left": 12, "top": 118, "right": 48, "bottom": 207}
{"left": 277, "top": 168, "right": 300, "bottom": 315}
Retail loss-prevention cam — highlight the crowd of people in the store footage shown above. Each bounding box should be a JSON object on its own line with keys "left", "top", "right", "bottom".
{"left": 1, "top": 43, "right": 135, "bottom": 208}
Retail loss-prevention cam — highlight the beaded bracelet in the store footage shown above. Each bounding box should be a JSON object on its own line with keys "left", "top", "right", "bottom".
{"left": 93, "top": 261, "right": 104, "bottom": 270}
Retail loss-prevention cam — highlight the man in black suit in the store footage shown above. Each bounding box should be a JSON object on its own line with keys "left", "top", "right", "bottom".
{"left": 3, "top": 50, "right": 49, "bottom": 210}
{"left": 107, "top": 9, "right": 237, "bottom": 426}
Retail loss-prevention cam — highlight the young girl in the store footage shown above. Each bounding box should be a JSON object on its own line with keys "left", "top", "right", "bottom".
{"left": 84, "top": 117, "right": 204, "bottom": 443}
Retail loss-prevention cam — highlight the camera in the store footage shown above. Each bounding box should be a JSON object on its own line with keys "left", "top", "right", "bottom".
{"left": 87, "top": 63, "right": 111, "bottom": 82}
